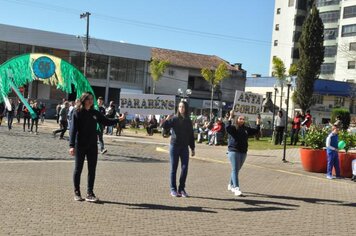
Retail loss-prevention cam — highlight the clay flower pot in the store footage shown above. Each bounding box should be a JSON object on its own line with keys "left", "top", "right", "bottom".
{"left": 332, "top": 152, "right": 356, "bottom": 178}
{"left": 300, "top": 148, "right": 327, "bottom": 173}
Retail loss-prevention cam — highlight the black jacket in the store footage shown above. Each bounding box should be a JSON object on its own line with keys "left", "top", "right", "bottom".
{"left": 225, "top": 120, "right": 259, "bottom": 153}
{"left": 69, "top": 108, "right": 118, "bottom": 148}
{"left": 162, "top": 116, "right": 195, "bottom": 150}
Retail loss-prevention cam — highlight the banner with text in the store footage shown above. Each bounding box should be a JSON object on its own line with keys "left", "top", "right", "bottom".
{"left": 120, "top": 93, "right": 176, "bottom": 115}
{"left": 233, "top": 91, "right": 263, "bottom": 118}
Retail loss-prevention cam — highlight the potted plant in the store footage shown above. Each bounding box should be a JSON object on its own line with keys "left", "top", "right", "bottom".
{"left": 300, "top": 125, "right": 329, "bottom": 173}
{"left": 333, "top": 130, "right": 356, "bottom": 178}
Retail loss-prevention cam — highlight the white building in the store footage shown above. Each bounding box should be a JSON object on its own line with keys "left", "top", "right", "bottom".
{"left": 270, "top": 0, "right": 356, "bottom": 83}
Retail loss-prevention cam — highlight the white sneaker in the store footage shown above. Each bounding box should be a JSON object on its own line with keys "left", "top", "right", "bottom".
{"left": 227, "top": 184, "right": 233, "bottom": 192}
{"left": 233, "top": 187, "right": 242, "bottom": 196}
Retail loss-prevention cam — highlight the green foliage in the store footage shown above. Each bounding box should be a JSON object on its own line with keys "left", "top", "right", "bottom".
{"left": 272, "top": 56, "right": 286, "bottom": 87}
{"left": 288, "top": 64, "right": 298, "bottom": 76}
{"left": 331, "top": 108, "right": 351, "bottom": 130}
{"left": 295, "top": 5, "right": 324, "bottom": 113}
{"left": 338, "top": 130, "right": 356, "bottom": 152}
{"left": 305, "top": 125, "right": 329, "bottom": 149}
{"left": 149, "top": 58, "right": 169, "bottom": 94}
{"left": 201, "top": 62, "right": 229, "bottom": 88}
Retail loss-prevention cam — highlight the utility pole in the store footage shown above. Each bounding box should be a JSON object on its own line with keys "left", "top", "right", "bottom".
{"left": 80, "top": 12, "right": 91, "bottom": 77}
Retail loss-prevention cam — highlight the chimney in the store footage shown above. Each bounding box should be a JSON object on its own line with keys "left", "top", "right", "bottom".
{"left": 233, "top": 63, "right": 242, "bottom": 70}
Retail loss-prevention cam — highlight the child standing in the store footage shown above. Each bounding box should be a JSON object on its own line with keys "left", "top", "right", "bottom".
{"left": 326, "top": 125, "right": 340, "bottom": 179}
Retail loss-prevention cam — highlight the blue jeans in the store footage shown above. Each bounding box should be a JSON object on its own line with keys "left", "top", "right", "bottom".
{"left": 169, "top": 145, "right": 189, "bottom": 191}
{"left": 327, "top": 150, "right": 340, "bottom": 177}
{"left": 228, "top": 151, "right": 247, "bottom": 188}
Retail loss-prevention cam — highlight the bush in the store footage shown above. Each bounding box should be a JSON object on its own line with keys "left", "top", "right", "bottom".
{"left": 305, "top": 125, "right": 329, "bottom": 149}
{"left": 331, "top": 108, "right": 350, "bottom": 130}
{"left": 338, "top": 130, "right": 356, "bottom": 152}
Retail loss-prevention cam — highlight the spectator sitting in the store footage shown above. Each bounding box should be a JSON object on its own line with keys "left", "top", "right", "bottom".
{"left": 146, "top": 115, "right": 158, "bottom": 136}
{"left": 208, "top": 118, "right": 224, "bottom": 145}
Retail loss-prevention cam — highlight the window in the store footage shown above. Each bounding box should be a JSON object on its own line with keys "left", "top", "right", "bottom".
{"left": 316, "top": 0, "right": 340, "bottom": 7}
{"left": 288, "top": 0, "right": 294, "bottom": 7}
{"left": 342, "top": 24, "right": 356, "bottom": 37}
{"left": 344, "top": 6, "right": 356, "bottom": 18}
{"left": 348, "top": 61, "right": 355, "bottom": 69}
{"left": 274, "top": 40, "right": 278, "bottom": 46}
{"left": 313, "top": 94, "right": 324, "bottom": 104}
{"left": 297, "top": 0, "right": 307, "bottom": 10}
{"left": 293, "top": 31, "right": 302, "bottom": 42}
{"left": 324, "top": 46, "right": 337, "bottom": 57}
{"left": 110, "top": 57, "right": 145, "bottom": 85}
{"left": 320, "top": 63, "right": 335, "bottom": 74}
{"left": 168, "top": 69, "right": 175, "bottom": 76}
{"left": 295, "top": 15, "right": 305, "bottom": 26}
{"left": 334, "top": 97, "right": 345, "bottom": 107}
{"left": 350, "top": 42, "right": 356, "bottom": 51}
{"left": 292, "top": 48, "right": 300, "bottom": 59}
{"left": 275, "top": 24, "right": 280, "bottom": 31}
{"left": 319, "top": 11, "right": 340, "bottom": 23}
{"left": 0, "top": 41, "right": 32, "bottom": 64}
{"left": 277, "top": 8, "right": 281, "bottom": 14}
{"left": 324, "top": 28, "right": 338, "bottom": 40}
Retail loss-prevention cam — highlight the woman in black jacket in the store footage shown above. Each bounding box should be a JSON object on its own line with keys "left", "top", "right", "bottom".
{"left": 162, "top": 101, "right": 195, "bottom": 197}
{"left": 69, "top": 92, "right": 119, "bottom": 202}
{"left": 225, "top": 110, "right": 259, "bottom": 196}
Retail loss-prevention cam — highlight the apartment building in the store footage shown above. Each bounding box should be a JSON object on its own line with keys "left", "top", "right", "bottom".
{"left": 270, "top": 0, "right": 356, "bottom": 83}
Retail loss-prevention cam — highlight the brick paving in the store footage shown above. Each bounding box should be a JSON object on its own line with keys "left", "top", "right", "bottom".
{"left": 0, "top": 120, "right": 356, "bottom": 235}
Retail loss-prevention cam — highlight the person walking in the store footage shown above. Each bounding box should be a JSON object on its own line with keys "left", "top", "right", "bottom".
{"left": 16, "top": 99, "right": 23, "bottom": 123}
{"left": 274, "top": 110, "right": 285, "bottom": 145}
{"left": 162, "top": 101, "right": 195, "bottom": 197}
{"left": 0, "top": 102, "right": 5, "bottom": 126}
{"left": 5, "top": 99, "right": 15, "bottom": 130}
{"left": 97, "top": 97, "right": 107, "bottom": 154}
{"left": 53, "top": 101, "right": 69, "bottom": 139}
{"left": 290, "top": 111, "right": 301, "bottom": 145}
{"left": 30, "top": 101, "right": 41, "bottom": 134}
{"left": 22, "top": 102, "right": 31, "bottom": 132}
{"left": 326, "top": 125, "right": 340, "bottom": 179}
{"left": 225, "top": 110, "right": 260, "bottom": 196}
{"left": 69, "top": 92, "right": 119, "bottom": 202}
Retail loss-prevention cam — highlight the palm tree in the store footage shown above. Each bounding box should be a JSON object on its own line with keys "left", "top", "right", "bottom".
{"left": 149, "top": 58, "right": 169, "bottom": 94}
{"left": 201, "top": 62, "right": 229, "bottom": 120}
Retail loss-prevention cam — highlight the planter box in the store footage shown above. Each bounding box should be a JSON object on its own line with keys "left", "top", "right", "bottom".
{"left": 332, "top": 152, "right": 356, "bottom": 178}
{"left": 300, "top": 148, "right": 327, "bottom": 173}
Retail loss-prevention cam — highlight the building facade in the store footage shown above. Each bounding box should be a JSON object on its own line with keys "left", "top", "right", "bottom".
{"left": 0, "top": 23, "right": 245, "bottom": 117}
{"left": 246, "top": 76, "right": 355, "bottom": 124}
{"left": 270, "top": 0, "right": 356, "bottom": 83}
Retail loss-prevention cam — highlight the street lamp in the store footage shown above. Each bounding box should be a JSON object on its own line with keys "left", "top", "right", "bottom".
{"left": 80, "top": 11, "right": 91, "bottom": 77}
{"left": 177, "top": 88, "right": 192, "bottom": 102}
{"left": 282, "top": 77, "right": 293, "bottom": 163}
{"left": 272, "top": 84, "right": 278, "bottom": 130}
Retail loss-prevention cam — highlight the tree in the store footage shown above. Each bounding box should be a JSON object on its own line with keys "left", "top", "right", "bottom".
{"left": 149, "top": 58, "right": 169, "bottom": 94}
{"left": 201, "top": 62, "right": 229, "bottom": 120}
{"left": 295, "top": 5, "right": 324, "bottom": 113}
{"left": 272, "top": 56, "right": 286, "bottom": 109}
{"left": 272, "top": 56, "right": 297, "bottom": 110}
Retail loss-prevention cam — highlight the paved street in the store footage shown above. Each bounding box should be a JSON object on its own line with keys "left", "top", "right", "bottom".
{"left": 1, "top": 120, "right": 356, "bottom": 235}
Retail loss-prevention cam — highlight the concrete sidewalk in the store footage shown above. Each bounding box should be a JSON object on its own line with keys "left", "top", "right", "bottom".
{"left": 1, "top": 120, "right": 356, "bottom": 235}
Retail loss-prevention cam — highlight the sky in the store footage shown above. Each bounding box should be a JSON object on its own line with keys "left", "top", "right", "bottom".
{"left": 0, "top": 0, "right": 275, "bottom": 76}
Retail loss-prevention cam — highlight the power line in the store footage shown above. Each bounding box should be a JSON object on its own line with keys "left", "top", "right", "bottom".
{"left": 0, "top": 0, "right": 294, "bottom": 48}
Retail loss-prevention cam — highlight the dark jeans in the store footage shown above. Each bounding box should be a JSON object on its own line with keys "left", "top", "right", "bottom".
{"left": 54, "top": 120, "right": 68, "bottom": 138}
{"left": 98, "top": 125, "right": 105, "bottom": 151}
{"left": 7, "top": 114, "right": 14, "bottom": 130}
{"left": 73, "top": 145, "right": 98, "bottom": 194}
{"left": 327, "top": 150, "right": 340, "bottom": 177}
{"left": 290, "top": 128, "right": 300, "bottom": 145}
{"left": 31, "top": 118, "right": 39, "bottom": 132}
{"left": 146, "top": 125, "right": 157, "bottom": 135}
{"left": 23, "top": 116, "right": 30, "bottom": 131}
{"left": 274, "top": 126, "right": 284, "bottom": 145}
{"left": 169, "top": 145, "right": 189, "bottom": 192}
